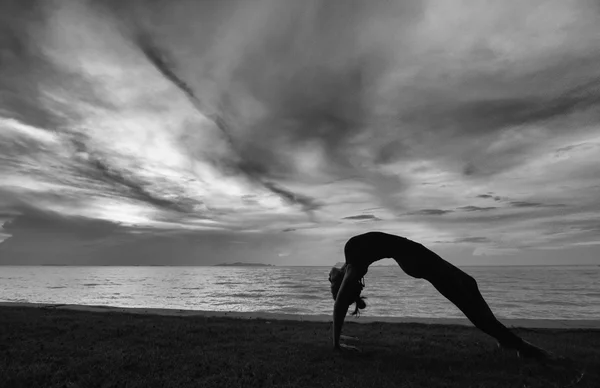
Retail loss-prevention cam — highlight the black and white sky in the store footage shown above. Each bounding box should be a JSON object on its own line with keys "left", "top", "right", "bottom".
{"left": 1, "top": 0, "right": 599, "bottom": 266}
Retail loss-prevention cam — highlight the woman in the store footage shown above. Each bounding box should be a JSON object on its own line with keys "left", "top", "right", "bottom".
{"left": 329, "top": 231, "right": 552, "bottom": 359}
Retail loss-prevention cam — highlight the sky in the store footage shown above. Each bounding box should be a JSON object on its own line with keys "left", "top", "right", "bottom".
{"left": 1, "top": 0, "right": 599, "bottom": 266}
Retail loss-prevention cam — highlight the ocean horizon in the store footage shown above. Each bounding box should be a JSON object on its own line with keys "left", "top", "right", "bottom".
{"left": 1, "top": 265, "right": 598, "bottom": 320}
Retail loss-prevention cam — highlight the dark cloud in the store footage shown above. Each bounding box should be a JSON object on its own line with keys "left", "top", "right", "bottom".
{"left": 430, "top": 83, "right": 600, "bottom": 135}
{"left": 262, "top": 182, "right": 322, "bottom": 213}
{"left": 0, "top": 208, "right": 196, "bottom": 265}
{"left": 432, "top": 236, "right": 491, "bottom": 244}
{"left": 407, "top": 209, "right": 453, "bottom": 216}
{"left": 0, "top": 191, "right": 129, "bottom": 255}
{"left": 0, "top": 219, "right": 330, "bottom": 265}
{"left": 509, "top": 201, "right": 544, "bottom": 208}
{"left": 476, "top": 194, "right": 502, "bottom": 201}
{"left": 0, "top": 186, "right": 91, "bottom": 222}
{"left": 569, "top": 222, "right": 600, "bottom": 233}
{"left": 134, "top": 33, "right": 235, "bottom": 145}
{"left": 342, "top": 214, "right": 381, "bottom": 221}
{"left": 509, "top": 201, "right": 567, "bottom": 208}
{"left": 555, "top": 142, "right": 599, "bottom": 156}
{"left": 556, "top": 144, "right": 584, "bottom": 154}
{"left": 1, "top": 210, "right": 123, "bottom": 240}
{"left": 532, "top": 217, "right": 600, "bottom": 237}
{"left": 457, "top": 206, "right": 497, "bottom": 212}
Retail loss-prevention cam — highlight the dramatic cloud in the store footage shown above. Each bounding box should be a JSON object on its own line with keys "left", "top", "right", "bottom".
{"left": 1, "top": 0, "right": 599, "bottom": 265}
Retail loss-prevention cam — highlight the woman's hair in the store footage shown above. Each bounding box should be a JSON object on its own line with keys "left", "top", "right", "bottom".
{"left": 328, "top": 265, "right": 367, "bottom": 316}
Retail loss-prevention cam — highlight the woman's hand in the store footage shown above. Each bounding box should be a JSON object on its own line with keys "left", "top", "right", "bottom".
{"left": 332, "top": 264, "right": 362, "bottom": 349}
{"left": 337, "top": 335, "right": 360, "bottom": 352}
{"left": 336, "top": 343, "right": 361, "bottom": 352}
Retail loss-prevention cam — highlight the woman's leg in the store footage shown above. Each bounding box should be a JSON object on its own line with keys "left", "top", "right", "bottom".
{"left": 428, "top": 272, "right": 522, "bottom": 347}
{"left": 392, "top": 239, "right": 553, "bottom": 359}
{"left": 426, "top": 270, "right": 551, "bottom": 358}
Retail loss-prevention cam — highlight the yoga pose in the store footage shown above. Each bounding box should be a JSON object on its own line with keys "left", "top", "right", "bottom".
{"left": 329, "top": 231, "right": 552, "bottom": 359}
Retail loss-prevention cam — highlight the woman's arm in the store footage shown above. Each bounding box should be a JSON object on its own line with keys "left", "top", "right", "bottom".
{"left": 332, "top": 264, "right": 361, "bottom": 349}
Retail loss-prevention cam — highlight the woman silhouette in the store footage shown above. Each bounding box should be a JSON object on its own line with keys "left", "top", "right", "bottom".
{"left": 329, "top": 231, "right": 552, "bottom": 358}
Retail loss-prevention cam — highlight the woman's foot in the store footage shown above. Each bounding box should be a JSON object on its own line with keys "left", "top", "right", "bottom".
{"left": 517, "top": 340, "right": 567, "bottom": 362}
{"left": 499, "top": 339, "right": 560, "bottom": 361}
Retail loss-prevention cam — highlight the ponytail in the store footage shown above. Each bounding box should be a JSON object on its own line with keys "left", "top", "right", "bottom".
{"left": 329, "top": 266, "right": 368, "bottom": 316}
{"left": 350, "top": 277, "right": 367, "bottom": 316}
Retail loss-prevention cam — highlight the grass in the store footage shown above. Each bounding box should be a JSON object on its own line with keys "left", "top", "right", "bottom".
{"left": 1, "top": 306, "right": 598, "bottom": 388}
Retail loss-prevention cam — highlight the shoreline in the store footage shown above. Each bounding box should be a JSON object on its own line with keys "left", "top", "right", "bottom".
{"left": 2, "top": 302, "right": 599, "bottom": 329}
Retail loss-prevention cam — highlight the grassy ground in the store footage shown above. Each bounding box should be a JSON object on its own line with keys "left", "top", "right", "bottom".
{"left": 1, "top": 306, "right": 598, "bottom": 388}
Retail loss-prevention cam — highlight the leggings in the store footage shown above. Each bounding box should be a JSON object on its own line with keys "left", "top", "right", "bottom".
{"left": 426, "top": 269, "right": 524, "bottom": 348}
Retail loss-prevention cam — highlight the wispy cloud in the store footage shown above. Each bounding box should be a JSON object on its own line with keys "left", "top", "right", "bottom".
{"left": 457, "top": 206, "right": 497, "bottom": 212}
{"left": 342, "top": 214, "right": 382, "bottom": 221}
{"left": 407, "top": 209, "right": 454, "bottom": 216}
{"left": 454, "top": 237, "right": 490, "bottom": 244}
{"left": 476, "top": 194, "right": 502, "bottom": 201}
{"left": 508, "top": 201, "right": 566, "bottom": 208}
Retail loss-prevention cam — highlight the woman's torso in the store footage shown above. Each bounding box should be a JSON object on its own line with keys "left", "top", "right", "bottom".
{"left": 344, "top": 231, "right": 454, "bottom": 279}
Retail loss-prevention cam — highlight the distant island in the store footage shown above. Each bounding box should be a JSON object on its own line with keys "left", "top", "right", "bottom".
{"left": 214, "top": 262, "right": 275, "bottom": 267}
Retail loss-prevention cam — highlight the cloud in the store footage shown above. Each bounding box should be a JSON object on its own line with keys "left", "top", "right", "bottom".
{"left": 476, "top": 194, "right": 502, "bottom": 201}
{"left": 342, "top": 214, "right": 382, "bottom": 221}
{"left": 2, "top": 210, "right": 123, "bottom": 240}
{"left": 0, "top": 1, "right": 58, "bottom": 129}
{"left": 454, "top": 237, "right": 490, "bottom": 244}
{"left": 82, "top": 152, "right": 202, "bottom": 214}
{"left": 128, "top": 3, "right": 388, "bottom": 213}
{"left": 0, "top": 205, "right": 130, "bottom": 265}
{"left": 0, "top": 209, "right": 342, "bottom": 265}
{"left": 262, "top": 182, "right": 322, "bottom": 213}
{"left": 509, "top": 201, "right": 566, "bottom": 208}
{"left": 407, "top": 209, "right": 453, "bottom": 216}
{"left": 457, "top": 206, "right": 497, "bottom": 212}
{"left": 555, "top": 142, "right": 599, "bottom": 155}
{"left": 1, "top": 0, "right": 600, "bottom": 265}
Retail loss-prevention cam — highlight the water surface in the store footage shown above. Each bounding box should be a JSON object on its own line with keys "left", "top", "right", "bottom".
{"left": 1, "top": 265, "right": 598, "bottom": 320}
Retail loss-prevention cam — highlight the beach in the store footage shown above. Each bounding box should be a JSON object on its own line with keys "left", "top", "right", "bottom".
{"left": 1, "top": 303, "right": 598, "bottom": 388}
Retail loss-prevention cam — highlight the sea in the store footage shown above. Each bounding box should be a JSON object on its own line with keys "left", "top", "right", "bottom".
{"left": 1, "top": 265, "right": 599, "bottom": 320}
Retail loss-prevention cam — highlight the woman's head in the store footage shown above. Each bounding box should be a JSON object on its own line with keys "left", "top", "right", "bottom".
{"left": 328, "top": 265, "right": 367, "bottom": 316}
